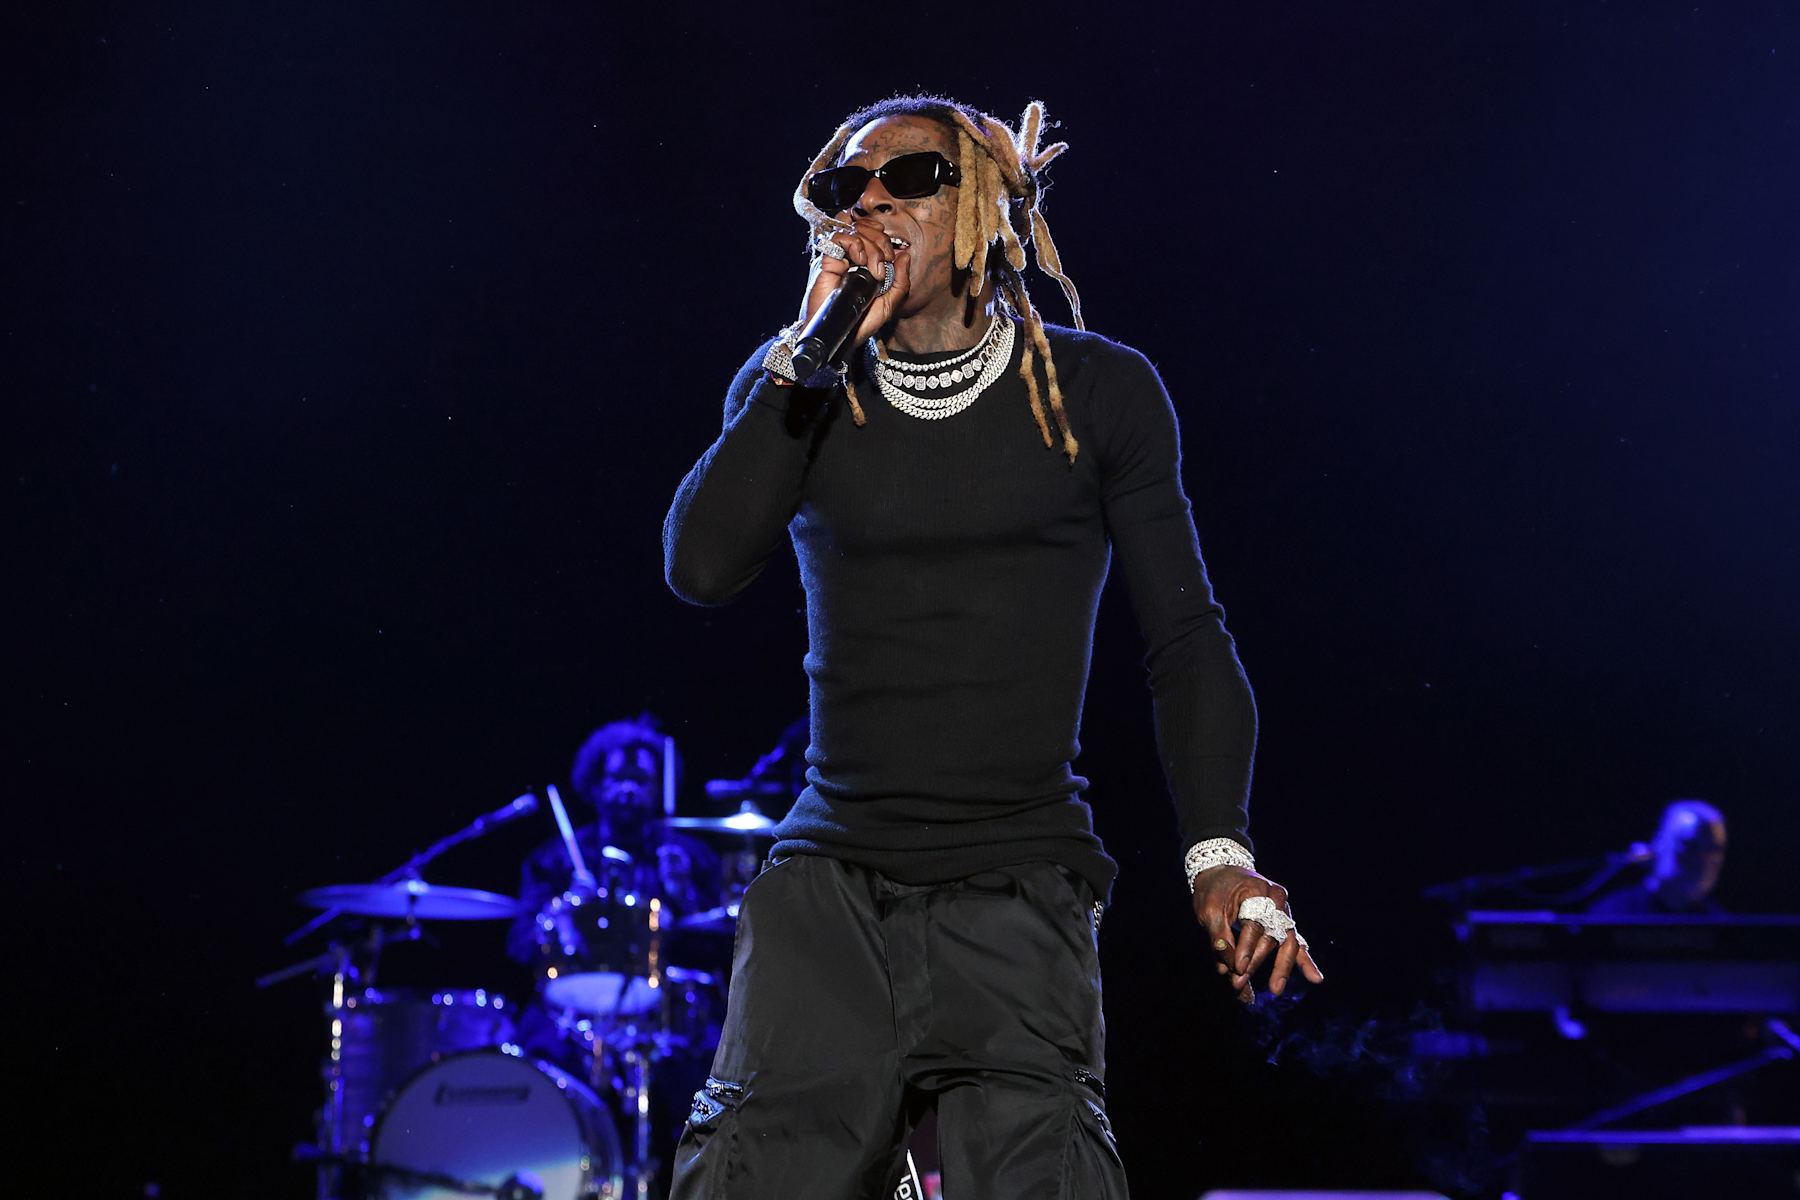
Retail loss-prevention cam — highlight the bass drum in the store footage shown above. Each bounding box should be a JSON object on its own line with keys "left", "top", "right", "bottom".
{"left": 370, "top": 1050, "right": 624, "bottom": 1200}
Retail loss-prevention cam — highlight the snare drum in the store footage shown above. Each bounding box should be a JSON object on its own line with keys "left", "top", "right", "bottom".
{"left": 327, "top": 988, "right": 515, "bottom": 1154}
{"left": 369, "top": 1050, "right": 624, "bottom": 1200}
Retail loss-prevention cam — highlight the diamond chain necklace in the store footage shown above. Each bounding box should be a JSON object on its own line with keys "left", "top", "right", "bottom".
{"left": 867, "top": 316, "right": 1015, "bottom": 421}
{"left": 876, "top": 313, "right": 998, "bottom": 379}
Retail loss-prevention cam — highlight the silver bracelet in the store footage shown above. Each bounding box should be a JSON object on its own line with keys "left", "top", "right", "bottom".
{"left": 1185, "top": 837, "right": 1255, "bottom": 890}
{"left": 761, "top": 323, "right": 804, "bottom": 382}
{"left": 761, "top": 322, "right": 843, "bottom": 390}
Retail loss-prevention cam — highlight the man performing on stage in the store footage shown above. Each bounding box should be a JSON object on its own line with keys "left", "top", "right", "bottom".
{"left": 662, "top": 95, "right": 1323, "bottom": 1198}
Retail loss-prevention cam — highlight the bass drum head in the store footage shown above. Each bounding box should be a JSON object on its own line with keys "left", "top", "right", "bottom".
{"left": 371, "top": 1050, "right": 623, "bottom": 1200}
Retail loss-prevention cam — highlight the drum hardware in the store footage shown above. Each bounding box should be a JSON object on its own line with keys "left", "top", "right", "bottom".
{"left": 531, "top": 782, "right": 737, "bottom": 1200}
{"left": 620, "top": 1045, "right": 655, "bottom": 1200}
{"left": 259, "top": 939, "right": 361, "bottom": 1198}
{"left": 562, "top": 1021, "right": 662, "bottom": 1200}
{"left": 533, "top": 882, "right": 709, "bottom": 1185}
{"left": 268, "top": 769, "right": 764, "bottom": 1199}
{"left": 538, "top": 783, "right": 673, "bottom": 1023}
{"left": 551, "top": 1026, "right": 692, "bottom": 1200}
{"left": 268, "top": 794, "right": 540, "bottom": 1199}
{"left": 272, "top": 908, "right": 510, "bottom": 1192}
{"left": 256, "top": 939, "right": 357, "bottom": 992}
{"left": 285, "top": 790, "right": 538, "bottom": 945}
{"left": 260, "top": 922, "right": 438, "bottom": 1197}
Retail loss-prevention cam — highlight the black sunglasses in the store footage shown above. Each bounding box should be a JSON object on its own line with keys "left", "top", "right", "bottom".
{"left": 806, "top": 150, "right": 961, "bottom": 214}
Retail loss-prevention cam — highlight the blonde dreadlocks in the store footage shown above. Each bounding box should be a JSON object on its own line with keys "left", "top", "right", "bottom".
{"left": 792, "top": 97, "right": 1086, "bottom": 463}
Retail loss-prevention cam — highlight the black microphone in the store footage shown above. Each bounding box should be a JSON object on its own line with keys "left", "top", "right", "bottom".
{"left": 469, "top": 792, "right": 539, "bottom": 834}
{"left": 791, "top": 264, "right": 889, "bottom": 379}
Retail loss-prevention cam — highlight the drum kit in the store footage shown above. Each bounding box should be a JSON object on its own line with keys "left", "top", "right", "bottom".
{"left": 260, "top": 775, "right": 785, "bottom": 1200}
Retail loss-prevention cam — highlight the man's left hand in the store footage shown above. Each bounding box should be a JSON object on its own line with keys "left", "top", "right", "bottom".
{"left": 1191, "top": 866, "right": 1325, "bottom": 1003}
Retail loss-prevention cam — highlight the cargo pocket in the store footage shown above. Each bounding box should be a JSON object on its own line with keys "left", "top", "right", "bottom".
{"left": 1052, "top": 865, "right": 1105, "bottom": 947}
{"left": 1060, "top": 1068, "right": 1128, "bottom": 1199}
{"left": 670, "top": 1076, "right": 745, "bottom": 1199}
{"left": 731, "top": 855, "right": 796, "bottom": 963}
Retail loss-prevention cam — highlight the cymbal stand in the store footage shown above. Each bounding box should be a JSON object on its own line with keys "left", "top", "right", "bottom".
{"left": 256, "top": 938, "right": 363, "bottom": 1199}
{"left": 584, "top": 884, "right": 670, "bottom": 1200}
{"left": 574, "top": 1007, "right": 658, "bottom": 1199}
{"left": 626, "top": 892, "right": 667, "bottom": 1198}
{"left": 278, "top": 922, "right": 414, "bottom": 1200}
{"left": 284, "top": 792, "right": 538, "bottom": 946}
{"left": 330, "top": 924, "right": 424, "bottom": 1198}
{"left": 622, "top": 1043, "right": 656, "bottom": 1200}
{"left": 320, "top": 942, "right": 357, "bottom": 1200}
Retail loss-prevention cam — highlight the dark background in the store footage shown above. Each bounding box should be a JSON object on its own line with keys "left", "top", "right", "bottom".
{"left": 10, "top": 3, "right": 1797, "bottom": 1197}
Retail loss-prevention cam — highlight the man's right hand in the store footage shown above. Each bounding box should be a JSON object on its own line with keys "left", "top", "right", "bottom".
{"left": 801, "top": 216, "right": 913, "bottom": 344}
{"left": 1191, "top": 865, "right": 1325, "bottom": 1003}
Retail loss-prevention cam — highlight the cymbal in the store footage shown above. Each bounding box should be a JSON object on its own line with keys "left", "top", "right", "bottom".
{"left": 300, "top": 880, "right": 520, "bottom": 921}
{"left": 659, "top": 810, "right": 779, "bottom": 837}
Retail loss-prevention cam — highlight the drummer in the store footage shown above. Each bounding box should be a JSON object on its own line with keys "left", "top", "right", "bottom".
{"left": 506, "top": 715, "right": 725, "bottom": 1197}
{"left": 506, "top": 715, "right": 719, "bottom": 963}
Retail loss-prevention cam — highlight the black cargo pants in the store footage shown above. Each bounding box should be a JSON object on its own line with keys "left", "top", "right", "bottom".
{"left": 667, "top": 854, "right": 1128, "bottom": 1199}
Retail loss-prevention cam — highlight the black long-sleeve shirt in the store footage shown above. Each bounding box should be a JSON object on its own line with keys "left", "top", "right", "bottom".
{"left": 664, "top": 323, "right": 1256, "bottom": 901}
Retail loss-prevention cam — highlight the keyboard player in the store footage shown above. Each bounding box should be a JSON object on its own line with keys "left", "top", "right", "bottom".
{"left": 1588, "top": 798, "right": 1727, "bottom": 917}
